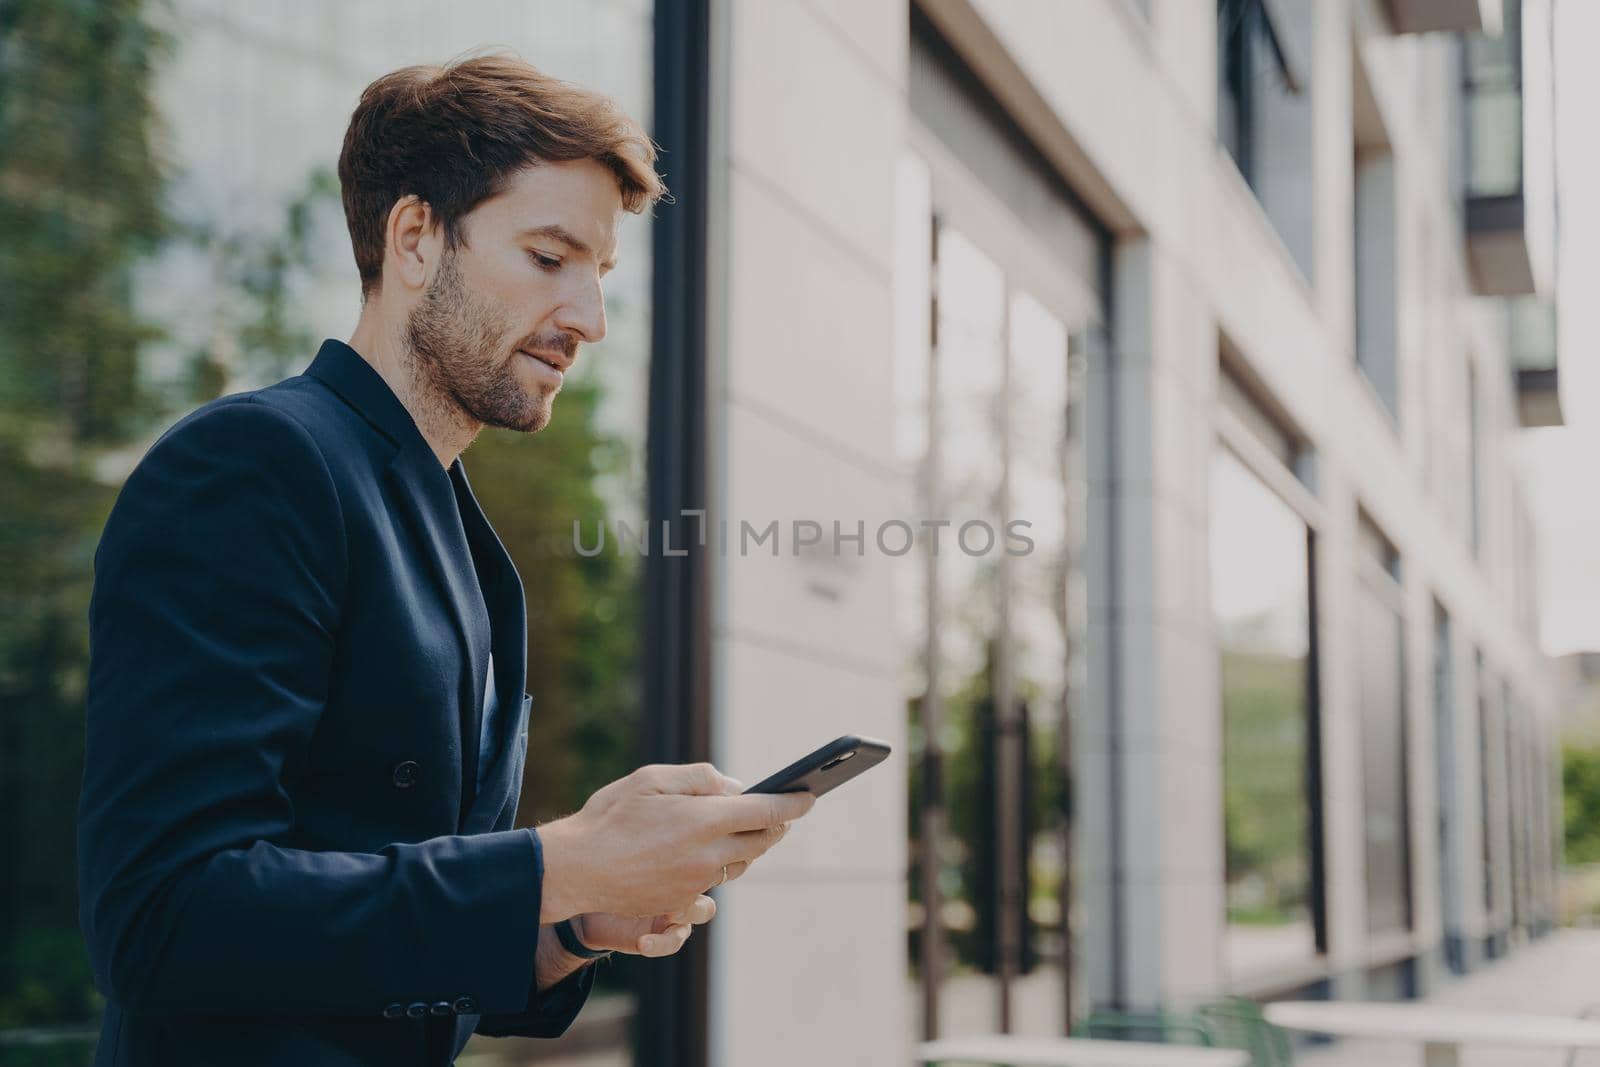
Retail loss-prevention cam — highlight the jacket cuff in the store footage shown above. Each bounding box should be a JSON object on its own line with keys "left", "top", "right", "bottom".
{"left": 473, "top": 828, "right": 598, "bottom": 1039}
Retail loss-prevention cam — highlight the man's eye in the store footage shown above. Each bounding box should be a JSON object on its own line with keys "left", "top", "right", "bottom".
{"left": 527, "top": 251, "right": 562, "bottom": 271}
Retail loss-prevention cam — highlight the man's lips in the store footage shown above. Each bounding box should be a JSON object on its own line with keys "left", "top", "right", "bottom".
{"left": 520, "top": 349, "right": 572, "bottom": 374}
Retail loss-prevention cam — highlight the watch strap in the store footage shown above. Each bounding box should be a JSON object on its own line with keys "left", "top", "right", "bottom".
{"left": 554, "top": 917, "right": 613, "bottom": 960}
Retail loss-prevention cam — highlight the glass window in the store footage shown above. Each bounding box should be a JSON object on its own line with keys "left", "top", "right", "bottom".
{"left": 1218, "top": 363, "right": 1300, "bottom": 474}
{"left": 1477, "top": 650, "right": 1497, "bottom": 924}
{"left": 1357, "top": 521, "right": 1410, "bottom": 939}
{"left": 904, "top": 223, "right": 1084, "bottom": 1040}
{"left": 1218, "top": 0, "right": 1293, "bottom": 186}
{"left": 1468, "top": 363, "right": 1483, "bottom": 558}
{"left": 1008, "top": 290, "right": 1075, "bottom": 1030}
{"left": 1210, "top": 447, "right": 1319, "bottom": 982}
{"left": 1462, "top": 0, "right": 1524, "bottom": 199}
{"left": 1353, "top": 54, "right": 1400, "bottom": 424}
{"left": 1434, "top": 601, "right": 1466, "bottom": 974}
{"left": 1504, "top": 683, "right": 1534, "bottom": 937}
{"left": 931, "top": 227, "right": 1009, "bottom": 1022}
{"left": 1216, "top": 0, "right": 1315, "bottom": 279}
{"left": 903, "top": 15, "right": 1104, "bottom": 1042}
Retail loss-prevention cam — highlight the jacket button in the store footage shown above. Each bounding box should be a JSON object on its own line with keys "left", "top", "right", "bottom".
{"left": 392, "top": 761, "right": 420, "bottom": 789}
{"left": 382, "top": 1002, "right": 405, "bottom": 1019}
{"left": 452, "top": 995, "right": 479, "bottom": 1015}
{"left": 430, "top": 1000, "right": 453, "bottom": 1016}
{"left": 405, "top": 1002, "right": 429, "bottom": 1019}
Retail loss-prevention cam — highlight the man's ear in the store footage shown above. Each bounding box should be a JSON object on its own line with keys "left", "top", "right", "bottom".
{"left": 383, "top": 194, "right": 437, "bottom": 294}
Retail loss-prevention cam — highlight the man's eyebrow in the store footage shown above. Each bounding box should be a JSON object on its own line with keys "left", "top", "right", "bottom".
{"left": 518, "top": 224, "right": 618, "bottom": 271}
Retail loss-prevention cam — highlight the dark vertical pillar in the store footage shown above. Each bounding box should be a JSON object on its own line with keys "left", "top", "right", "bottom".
{"left": 638, "top": 1, "right": 712, "bottom": 1064}
{"left": 1307, "top": 531, "right": 1328, "bottom": 957}
{"left": 919, "top": 213, "right": 946, "bottom": 1041}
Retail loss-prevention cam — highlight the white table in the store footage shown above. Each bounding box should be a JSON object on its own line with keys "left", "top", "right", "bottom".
{"left": 1264, "top": 1000, "right": 1600, "bottom": 1067}
{"left": 915, "top": 1035, "right": 1251, "bottom": 1067}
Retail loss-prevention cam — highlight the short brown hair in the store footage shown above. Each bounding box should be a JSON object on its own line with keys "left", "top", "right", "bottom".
{"left": 338, "top": 51, "right": 666, "bottom": 297}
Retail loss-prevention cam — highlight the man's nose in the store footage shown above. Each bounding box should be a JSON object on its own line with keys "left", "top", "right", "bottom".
{"left": 557, "top": 276, "right": 607, "bottom": 344}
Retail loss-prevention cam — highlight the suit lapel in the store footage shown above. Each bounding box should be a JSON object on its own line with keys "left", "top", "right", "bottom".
{"left": 304, "top": 339, "right": 495, "bottom": 825}
{"left": 450, "top": 459, "right": 530, "bottom": 835}
{"left": 386, "top": 452, "right": 490, "bottom": 825}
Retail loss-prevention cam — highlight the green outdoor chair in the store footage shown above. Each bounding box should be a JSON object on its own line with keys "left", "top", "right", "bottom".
{"left": 1193, "top": 997, "right": 1295, "bottom": 1067}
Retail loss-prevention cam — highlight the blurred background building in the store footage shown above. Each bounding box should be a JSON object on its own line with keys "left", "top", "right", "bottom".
{"left": 0, "top": 0, "right": 1570, "bottom": 1065}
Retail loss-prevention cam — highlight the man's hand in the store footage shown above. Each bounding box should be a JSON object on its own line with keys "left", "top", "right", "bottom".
{"left": 530, "top": 895, "right": 718, "bottom": 994}
{"left": 533, "top": 894, "right": 715, "bottom": 992}
{"left": 536, "top": 762, "right": 816, "bottom": 923}
{"left": 571, "top": 894, "right": 718, "bottom": 957}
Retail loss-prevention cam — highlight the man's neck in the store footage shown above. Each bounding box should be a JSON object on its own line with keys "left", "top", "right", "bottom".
{"left": 347, "top": 312, "right": 478, "bottom": 470}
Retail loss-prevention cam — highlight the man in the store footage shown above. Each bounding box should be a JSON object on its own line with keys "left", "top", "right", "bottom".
{"left": 76, "top": 53, "right": 814, "bottom": 1066}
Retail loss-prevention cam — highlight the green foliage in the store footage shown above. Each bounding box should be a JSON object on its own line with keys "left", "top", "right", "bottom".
{"left": 0, "top": 442, "right": 114, "bottom": 1027}
{"left": 0, "top": 0, "right": 173, "bottom": 1029}
{"left": 461, "top": 378, "right": 644, "bottom": 1002}
{"left": 181, "top": 167, "right": 343, "bottom": 398}
{"left": 465, "top": 377, "right": 643, "bottom": 826}
{"left": 0, "top": 1036, "right": 98, "bottom": 1067}
{"left": 905, "top": 631, "right": 1069, "bottom": 973}
{"left": 0, "top": 0, "right": 174, "bottom": 447}
{"left": 1563, "top": 742, "right": 1600, "bottom": 866}
{"left": 1222, "top": 647, "right": 1310, "bottom": 925}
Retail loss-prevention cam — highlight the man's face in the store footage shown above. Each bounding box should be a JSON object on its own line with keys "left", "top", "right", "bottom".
{"left": 403, "top": 157, "right": 623, "bottom": 434}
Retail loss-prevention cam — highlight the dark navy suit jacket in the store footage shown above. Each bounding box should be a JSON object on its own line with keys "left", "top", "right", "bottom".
{"left": 77, "top": 339, "right": 595, "bottom": 1065}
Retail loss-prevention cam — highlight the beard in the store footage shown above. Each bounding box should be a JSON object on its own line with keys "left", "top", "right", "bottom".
{"left": 402, "top": 249, "right": 570, "bottom": 435}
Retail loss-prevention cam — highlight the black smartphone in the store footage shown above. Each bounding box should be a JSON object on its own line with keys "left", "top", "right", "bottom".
{"left": 741, "top": 735, "right": 891, "bottom": 798}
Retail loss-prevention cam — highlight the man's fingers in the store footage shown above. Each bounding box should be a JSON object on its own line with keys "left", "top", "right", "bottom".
{"left": 719, "top": 822, "right": 796, "bottom": 865}
{"left": 712, "top": 790, "right": 816, "bottom": 833}
{"left": 639, "top": 923, "right": 693, "bottom": 957}
{"left": 640, "top": 761, "right": 739, "bottom": 797}
{"left": 703, "top": 859, "right": 751, "bottom": 888}
{"left": 659, "top": 895, "right": 717, "bottom": 929}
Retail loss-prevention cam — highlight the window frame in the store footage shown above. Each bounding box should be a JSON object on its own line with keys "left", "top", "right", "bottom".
{"left": 1212, "top": 369, "right": 1329, "bottom": 992}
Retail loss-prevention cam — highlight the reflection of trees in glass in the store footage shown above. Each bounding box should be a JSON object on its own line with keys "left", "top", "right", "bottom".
{"left": 466, "top": 379, "right": 641, "bottom": 828}
{"left": 0, "top": 0, "right": 174, "bottom": 446}
{"left": 181, "top": 167, "right": 343, "bottom": 399}
{"left": 1563, "top": 742, "right": 1600, "bottom": 866}
{"left": 942, "top": 653, "right": 991, "bottom": 970}
{"left": 0, "top": 0, "right": 174, "bottom": 1029}
{"left": 467, "top": 375, "right": 644, "bottom": 1003}
{"left": 906, "top": 693, "right": 927, "bottom": 975}
{"left": 1221, "top": 640, "right": 1309, "bottom": 925}
{"left": 1013, "top": 568, "right": 1070, "bottom": 944}
{"left": 917, "top": 641, "right": 1065, "bottom": 974}
{"left": 1212, "top": 449, "right": 1313, "bottom": 940}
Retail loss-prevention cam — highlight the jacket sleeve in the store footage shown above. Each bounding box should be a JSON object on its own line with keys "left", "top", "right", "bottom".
{"left": 476, "top": 956, "right": 598, "bottom": 1039}
{"left": 76, "top": 397, "right": 545, "bottom": 1021}
{"left": 474, "top": 829, "right": 599, "bottom": 1039}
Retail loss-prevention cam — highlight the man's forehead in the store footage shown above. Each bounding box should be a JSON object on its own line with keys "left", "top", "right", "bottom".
{"left": 489, "top": 160, "right": 622, "bottom": 254}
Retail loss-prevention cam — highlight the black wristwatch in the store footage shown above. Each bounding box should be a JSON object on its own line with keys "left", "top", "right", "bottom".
{"left": 554, "top": 917, "right": 613, "bottom": 960}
